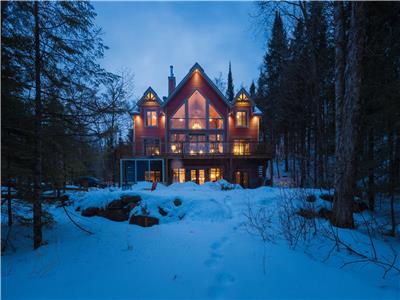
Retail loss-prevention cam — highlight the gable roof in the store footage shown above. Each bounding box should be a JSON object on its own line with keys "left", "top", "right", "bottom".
{"left": 136, "top": 87, "right": 163, "bottom": 107}
{"left": 162, "top": 62, "right": 232, "bottom": 108}
{"left": 233, "top": 88, "right": 262, "bottom": 115}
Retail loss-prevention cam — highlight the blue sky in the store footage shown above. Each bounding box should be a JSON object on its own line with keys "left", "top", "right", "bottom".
{"left": 93, "top": 1, "right": 269, "bottom": 99}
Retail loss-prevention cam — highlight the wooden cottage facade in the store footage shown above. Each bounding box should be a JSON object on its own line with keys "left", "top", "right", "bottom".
{"left": 119, "top": 63, "right": 274, "bottom": 188}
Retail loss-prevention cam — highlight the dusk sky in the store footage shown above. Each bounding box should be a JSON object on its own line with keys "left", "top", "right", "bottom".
{"left": 93, "top": 1, "right": 269, "bottom": 100}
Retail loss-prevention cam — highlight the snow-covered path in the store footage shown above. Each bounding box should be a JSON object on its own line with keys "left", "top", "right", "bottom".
{"left": 2, "top": 183, "right": 399, "bottom": 299}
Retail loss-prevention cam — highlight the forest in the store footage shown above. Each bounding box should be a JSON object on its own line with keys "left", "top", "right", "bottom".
{"left": 1, "top": 0, "right": 399, "bottom": 252}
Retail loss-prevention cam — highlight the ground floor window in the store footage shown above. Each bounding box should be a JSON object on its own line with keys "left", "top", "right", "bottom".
{"left": 209, "top": 168, "right": 222, "bottom": 182}
{"left": 173, "top": 168, "right": 185, "bottom": 183}
{"left": 198, "top": 169, "right": 205, "bottom": 185}
{"left": 145, "top": 171, "right": 161, "bottom": 182}
{"left": 190, "top": 170, "right": 197, "bottom": 182}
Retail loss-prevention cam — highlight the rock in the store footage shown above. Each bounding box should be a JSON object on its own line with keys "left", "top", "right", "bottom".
{"left": 98, "top": 209, "right": 129, "bottom": 222}
{"left": 81, "top": 207, "right": 99, "bottom": 217}
{"left": 319, "top": 194, "right": 334, "bottom": 202}
{"left": 318, "top": 207, "right": 332, "bottom": 220}
{"left": 173, "top": 198, "right": 182, "bottom": 207}
{"left": 306, "top": 195, "right": 316, "bottom": 202}
{"left": 158, "top": 206, "right": 168, "bottom": 216}
{"left": 129, "top": 215, "right": 159, "bottom": 227}
{"left": 297, "top": 208, "right": 318, "bottom": 219}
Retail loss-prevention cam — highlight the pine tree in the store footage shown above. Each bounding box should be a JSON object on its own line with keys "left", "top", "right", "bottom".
{"left": 249, "top": 81, "right": 256, "bottom": 98}
{"left": 226, "top": 62, "right": 234, "bottom": 102}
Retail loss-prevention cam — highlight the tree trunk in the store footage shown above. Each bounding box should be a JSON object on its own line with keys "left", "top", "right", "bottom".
{"left": 333, "top": 2, "right": 365, "bottom": 228}
{"left": 367, "top": 129, "right": 375, "bottom": 211}
{"left": 284, "top": 129, "right": 289, "bottom": 172}
{"left": 33, "top": 1, "right": 43, "bottom": 249}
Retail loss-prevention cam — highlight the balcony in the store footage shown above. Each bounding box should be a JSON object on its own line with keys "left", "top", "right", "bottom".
{"left": 165, "top": 141, "right": 274, "bottom": 159}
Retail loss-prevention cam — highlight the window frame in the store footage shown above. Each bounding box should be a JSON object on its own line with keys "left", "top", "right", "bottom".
{"left": 145, "top": 109, "right": 158, "bottom": 128}
{"left": 143, "top": 138, "right": 160, "bottom": 156}
{"left": 235, "top": 110, "right": 248, "bottom": 128}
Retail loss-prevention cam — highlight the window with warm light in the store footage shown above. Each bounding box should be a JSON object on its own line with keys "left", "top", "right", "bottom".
{"left": 145, "top": 110, "right": 157, "bottom": 127}
{"left": 233, "top": 139, "right": 250, "bottom": 155}
{"left": 173, "top": 168, "right": 185, "bottom": 183}
{"left": 209, "top": 134, "right": 224, "bottom": 154}
{"left": 144, "top": 138, "right": 160, "bottom": 156}
{"left": 237, "top": 92, "right": 248, "bottom": 102}
{"left": 188, "top": 91, "right": 206, "bottom": 129}
{"left": 198, "top": 169, "right": 205, "bottom": 185}
{"left": 170, "top": 104, "right": 186, "bottom": 129}
{"left": 209, "top": 168, "right": 222, "bottom": 182}
{"left": 236, "top": 111, "right": 248, "bottom": 128}
{"left": 145, "top": 92, "right": 157, "bottom": 101}
{"left": 209, "top": 104, "right": 224, "bottom": 129}
{"left": 145, "top": 171, "right": 161, "bottom": 182}
{"left": 169, "top": 133, "right": 185, "bottom": 153}
{"left": 190, "top": 170, "right": 197, "bottom": 182}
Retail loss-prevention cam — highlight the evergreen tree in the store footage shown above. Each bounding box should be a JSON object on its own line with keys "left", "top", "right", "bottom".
{"left": 226, "top": 61, "right": 235, "bottom": 101}
{"left": 249, "top": 80, "right": 256, "bottom": 98}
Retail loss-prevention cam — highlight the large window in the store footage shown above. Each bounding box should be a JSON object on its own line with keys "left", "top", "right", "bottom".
{"left": 188, "top": 91, "right": 206, "bottom": 129}
{"left": 170, "top": 104, "right": 186, "bottom": 129}
{"left": 209, "top": 104, "right": 224, "bottom": 129}
{"left": 145, "top": 110, "right": 157, "bottom": 127}
{"left": 189, "top": 134, "right": 206, "bottom": 154}
{"left": 209, "top": 134, "right": 223, "bottom": 154}
{"left": 169, "top": 133, "right": 186, "bottom": 153}
{"left": 236, "top": 111, "right": 248, "bottom": 128}
{"left": 173, "top": 168, "right": 185, "bottom": 183}
{"left": 233, "top": 139, "right": 250, "bottom": 155}
{"left": 144, "top": 138, "right": 160, "bottom": 156}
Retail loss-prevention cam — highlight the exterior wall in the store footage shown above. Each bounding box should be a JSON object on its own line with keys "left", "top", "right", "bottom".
{"left": 229, "top": 104, "right": 259, "bottom": 142}
{"left": 134, "top": 102, "right": 165, "bottom": 156}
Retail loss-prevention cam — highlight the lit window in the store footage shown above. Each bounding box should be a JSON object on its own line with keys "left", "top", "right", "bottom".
{"left": 209, "top": 104, "right": 224, "bottom": 129}
{"left": 190, "top": 170, "right": 197, "bottom": 182}
{"left": 236, "top": 111, "right": 248, "bottom": 127}
{"left": 173, "top": 168, "right": 185, "bottom": 183}
{"left": 198, "top": 169, "right": 205, "bottom": 185}
{"left": 209, "top": 134, "right": 223, "bottom": 154}
{"left": 145, "top": 92, "right": 156, "bottom": 101}
{"left": 209, "top": 168, "right": 222, "bottom": 182}
{"left": 145, "top": 110, "right": 157, "bottom": 127}
{"left": 233, "top": 139, "right": 250, "bottom": 155}
{"left": 188, "top": 91, "right": 206, "bottom": 129}
{"left": 170, "top": 104, "right": 186, "bottom": 129}
{"left": 169, "top": 134, "right": 185, "bottom": 153}
{"left": 237, "top": 92, "right": 248, "bottom": 101}
{"left": 144, "top": 138, "right": 160, "bottom": 156}
{"left": 145, "top": 171, "right": 161, "bottom": 182}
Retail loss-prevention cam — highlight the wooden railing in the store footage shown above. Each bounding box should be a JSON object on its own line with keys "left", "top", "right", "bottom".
{"left": 137, "top": 141, "right": 275, "bottom": 158}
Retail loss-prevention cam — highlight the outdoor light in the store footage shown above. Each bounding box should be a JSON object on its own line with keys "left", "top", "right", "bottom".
{"left": 171, "top": 144, "right": 177, "bottom": 152}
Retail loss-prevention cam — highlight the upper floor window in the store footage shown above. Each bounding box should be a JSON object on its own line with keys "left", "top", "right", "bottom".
{"left": 188, "top": 91, "right": 206, "bottom": 129}
{"left": 236, "top": 111, "right": 248, "bottom": 128}
{"left": 170, "top": 104, "right": 185, "bottom": 129}
{"left": 145, "top": 110, "right": 157, "bottom": 127}
{"left": 237, "top": 92, "right": 248, "bottom": 102}
{"left": 209, "top": 104, "right": 224, "bottom": 129}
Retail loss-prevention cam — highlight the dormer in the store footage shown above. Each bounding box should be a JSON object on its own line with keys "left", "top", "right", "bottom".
{"left": 137, "top": 87, "right": 162, "bottom": 107}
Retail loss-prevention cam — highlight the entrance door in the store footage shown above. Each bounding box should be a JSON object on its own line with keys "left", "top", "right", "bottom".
{"left": 190, "top": 169, "right": 205, "bottom": 184}
{"left": 235, "top": 170, "right": 249, "bottom": 188}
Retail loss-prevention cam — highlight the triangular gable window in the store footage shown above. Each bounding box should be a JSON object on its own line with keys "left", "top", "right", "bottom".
{"left": 209, "top": 104, "right": 223, "bottom": 129}
{"left": 145, "top": 92, "right": 157, "bottom": 101}
{"left": 170, "top": 103, "right": 185, "bottom": 129}
{"left": 237, "top": 92, "right": 248, "bottom": 102}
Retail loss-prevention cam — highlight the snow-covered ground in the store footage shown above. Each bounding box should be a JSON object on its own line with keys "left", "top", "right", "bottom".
{"left": 2, "top": 182, "right": 399, "bottom": 299}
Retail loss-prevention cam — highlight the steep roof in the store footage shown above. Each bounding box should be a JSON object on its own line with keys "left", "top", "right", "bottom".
{"left": 162, "top": 62, "right": 232, "bottom": 108}
{"left": 233, "top": 88, "right": 262, "bottom": 115}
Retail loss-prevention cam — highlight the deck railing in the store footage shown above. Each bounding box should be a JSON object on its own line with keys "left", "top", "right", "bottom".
{"left": 137, "top": 141, "right": 274, "bottom": 157}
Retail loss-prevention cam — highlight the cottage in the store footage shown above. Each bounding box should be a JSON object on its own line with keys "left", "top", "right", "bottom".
{"left": 119, "top": 63, "right": 274, "bottom": 188}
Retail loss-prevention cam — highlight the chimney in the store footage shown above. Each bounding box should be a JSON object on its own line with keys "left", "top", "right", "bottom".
{"left": 168, "top": 65, "right": 176, "bottom": 96}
